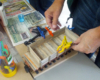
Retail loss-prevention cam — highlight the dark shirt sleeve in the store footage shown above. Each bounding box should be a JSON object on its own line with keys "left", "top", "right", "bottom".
{"left": 95, "top": 7, "right": 100, "bottom": 27}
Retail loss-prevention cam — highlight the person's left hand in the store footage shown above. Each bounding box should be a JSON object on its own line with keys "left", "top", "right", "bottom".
{"left": 71, "top": 26, "right": 100, "bottom": 54}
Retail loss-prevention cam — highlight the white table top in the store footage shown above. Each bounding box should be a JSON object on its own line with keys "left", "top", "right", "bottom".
{"left": 36, "top": 53, "right": 100, "bottom": 80}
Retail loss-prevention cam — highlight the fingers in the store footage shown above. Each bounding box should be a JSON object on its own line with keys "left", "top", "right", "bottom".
{"left": 75, "top": 37, "right": 81, "bottom": 44}
{"left": 51, "top": 13, "right": 59, "bottom": 30}
{"left": 45, "top": 12, "right": 52, "bottom": 28}
{"left": 57, "top": 21, "right": 61, "bottom": 26}
{"left": 72, "top": 43, "right": 92, "bottom": 54}
{"left": 71, "top": 39, "right": 92, "bottom": 54}
{"left": 45, "top": 11, "right": 61, "bottom": 31}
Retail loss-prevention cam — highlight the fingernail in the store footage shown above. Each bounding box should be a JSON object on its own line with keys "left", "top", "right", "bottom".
{"left": 52, "top": 25, "right": 56, "bottom": 28}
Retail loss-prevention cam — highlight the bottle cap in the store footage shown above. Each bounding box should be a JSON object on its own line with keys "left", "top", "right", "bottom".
{"left": 0, "top": 2, "right": 2, "bottom": 6}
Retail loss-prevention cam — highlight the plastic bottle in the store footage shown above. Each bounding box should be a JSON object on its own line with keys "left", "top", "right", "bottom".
{"left": 0, "top": 31, "right": 3, "bottom": 41}
{"left": 0, "top": 32, "right": 17, "bottom": 77}
{"left": 0, "top": 2, "right": 7, "bottom": 27}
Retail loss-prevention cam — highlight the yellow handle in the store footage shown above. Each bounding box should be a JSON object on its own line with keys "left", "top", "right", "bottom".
{"left": 57, "top": 36, "right": 72, "bottom": 53}
{"left": 4, "top": 66, "right": 12, "bottom": 73}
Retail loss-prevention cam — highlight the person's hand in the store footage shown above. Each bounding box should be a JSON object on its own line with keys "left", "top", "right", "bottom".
{"left": 71, "top": 27, "right": 100, "bottom": 54}
{"left": 45, "top": 0, "right": 65, "bottom": 30}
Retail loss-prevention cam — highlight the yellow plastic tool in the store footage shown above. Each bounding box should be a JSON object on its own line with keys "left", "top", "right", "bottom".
{"left": 0, "top": 64, "right": 17, "bottom": 77}
{"left": 57, "top": 36, "right": 72, "bottom": 53}
{"left": 4, "top": 66, "right": 12, "bottom": 73}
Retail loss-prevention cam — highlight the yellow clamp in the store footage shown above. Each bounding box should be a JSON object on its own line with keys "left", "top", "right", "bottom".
{"left": 4, "top": 66, "right": 12, "bottom": 73}
{"left": 57, "top": 36, "right": 72, "bottom": 53}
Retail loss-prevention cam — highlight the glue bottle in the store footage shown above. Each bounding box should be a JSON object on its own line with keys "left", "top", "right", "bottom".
{"left": 0, "top": 2, "right": 7, "bottom": 27}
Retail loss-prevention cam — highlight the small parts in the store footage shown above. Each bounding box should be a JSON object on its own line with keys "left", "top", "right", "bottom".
{"left": 45, "top": 27, "right": 54, "bottom": 37}
{"left": 37, "top": 26, "right": 45, "bottom": 39}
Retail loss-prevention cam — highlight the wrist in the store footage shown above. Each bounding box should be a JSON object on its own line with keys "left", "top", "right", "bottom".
{"left": 94, "top": 26, "right": 100, "bottom": 40}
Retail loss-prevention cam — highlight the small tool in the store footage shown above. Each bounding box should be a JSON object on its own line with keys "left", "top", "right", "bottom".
{"left": 57, "top": 36, "right": 72, "bottom": 53}
{"left": 0, "top": 41, "right": 8, "bottom": 56}
{"left": 24, "top": 26, "right": 47, "bottom": 46}
{"left": 37, "top": 26, "right": 45, "bottom": 39}
{"left": 24, "top": 64, "right": 36, "bottom": 80}
{"left": 67, "top": 25, "right": 74, "bottom": 30}
{"left": 4, "top": 66, "right": 12, "bottom": 73}
{"left": 45, "top": 27, "right": 54, "bottom": 37}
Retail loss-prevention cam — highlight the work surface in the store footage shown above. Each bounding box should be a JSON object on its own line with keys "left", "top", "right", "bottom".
{"left": 36, "top": 53, "right": 100, "bottom": 80}
{"left": 1, "top": 52, "right": 100, "bottom": 80}
{"left": 0, "top": 22, "right": 100, "bottom": 80}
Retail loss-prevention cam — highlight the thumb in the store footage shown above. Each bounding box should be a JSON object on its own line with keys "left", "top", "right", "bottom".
{"left": 71, "top": 37, "right": 81, "bottom": 50}
{"left": 73, "top": 37, "right": 81, "bottom": 44}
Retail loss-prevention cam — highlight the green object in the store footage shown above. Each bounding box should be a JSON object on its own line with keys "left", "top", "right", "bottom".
{"left": 0, "top": 41, "right": 13, "bottom": 63}
{"left": 0, "top": 41, "right": 8, "bottom": 56}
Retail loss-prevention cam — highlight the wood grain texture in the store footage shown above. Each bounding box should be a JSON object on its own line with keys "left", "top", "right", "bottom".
{"left": 44, "top": 43, "right": 56, "bottom": 54}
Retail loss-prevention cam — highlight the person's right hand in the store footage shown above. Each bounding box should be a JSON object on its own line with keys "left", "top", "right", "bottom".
{"left": 45, "top": 0, "right": 65, "bottom": 30}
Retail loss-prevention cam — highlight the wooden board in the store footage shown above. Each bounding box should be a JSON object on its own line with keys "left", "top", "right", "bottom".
{"left": 22, "top": 27, "right": 79, "bottom": 78}
{"left": 32, "top": 50, "right": 78, "bottom": 78}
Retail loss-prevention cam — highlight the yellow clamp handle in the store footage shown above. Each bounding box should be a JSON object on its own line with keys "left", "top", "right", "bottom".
{"left": 57, "top": 36, "right": 72, "bottom": 53}
{"left": 4, "top": 66, "right": 12, "bottom": 73}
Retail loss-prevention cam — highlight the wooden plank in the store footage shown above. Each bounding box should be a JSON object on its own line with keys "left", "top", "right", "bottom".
{"left": 24, "top": 53, "right": 38, "bottom": 70}
{"left": 44, "top": 43, "right": 56, "bottom": 54}
{"left": 47, "top": 40, "right": 58, "bottom": 50}
{"left": 58, "top": 34, "right": 72, "bottom": 42}
{"left": 35, "top": 47, "right": 48, "bottom": 59}
{"left": 65, "top": 28, "right": 79, "bottom": 42}
{"left": 29, "top": 46, "right": 41, "bottom": 65}
{"left": 53, "top": 37, "right": 62, "bottom": 46}
{"left": 30, "top": 28, "right": 65, "bottom": 49}
{"left": 38, "top": 46, "right": 49, "bottom": 57}
{"left": 32, "top": 50, "right": 78, "bottom": 77}
{"left": 26, "top": 53, "right": 40, "bottom": 68}
{"left": 39, "top": 45, "right": 52, "bottom": 56}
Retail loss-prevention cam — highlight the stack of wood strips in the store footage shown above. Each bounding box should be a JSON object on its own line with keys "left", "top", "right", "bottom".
{"left": 23, "top": 27, "right": 79, "bottom": 73}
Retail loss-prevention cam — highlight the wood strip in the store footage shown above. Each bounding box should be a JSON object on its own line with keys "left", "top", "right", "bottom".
{"left": 32, "top": 50, "right": 78, "bottom": 77}
{"left": 35, "top": 47, "right": 48, "bottom": 59}
{"left": 27, "top": 53, "right": 40, "bottom": 68}
{"left": 44, "top": 43, "right": 56, "bottom": 54}
{"left": 29, "top": 46, "right": 41, "bottom": 64}
{"left": 65, "top": 28, "right": 79, "bottom": 42}
{"left": 53, "top": 37, "right": 62, "bottom": 46}
{"left": 47, "top": 40, "right": 58, "bottom": 50}
{"left": 24, "top": 54, "right": 38, "bottom": 69}
{"left": 40, "top": 45, "right": 53, "bottom": 55}
{"left": 38, "top": 46, "right": 49, "bottom": 57}
{"left": 23, "top": 55, "right": 36, "bottom": 71}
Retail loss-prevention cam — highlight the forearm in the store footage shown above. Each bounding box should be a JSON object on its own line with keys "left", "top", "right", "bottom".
{"left": 54, "top": 0, "right": 65, "bottom": 3}
{"left": 53, "top": 0, "right": 65, "bottom": 6}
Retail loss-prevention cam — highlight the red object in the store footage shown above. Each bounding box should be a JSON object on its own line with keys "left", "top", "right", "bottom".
{"left": 45, "top": 27, "right": 54, "bottom": 37}
{"left": 4, "top": 45, "right": 9, "bottom": 51}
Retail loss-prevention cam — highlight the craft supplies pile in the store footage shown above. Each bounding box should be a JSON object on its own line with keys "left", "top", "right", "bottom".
{"left": 0, "top": 32, "right": 17, "bottom": 77}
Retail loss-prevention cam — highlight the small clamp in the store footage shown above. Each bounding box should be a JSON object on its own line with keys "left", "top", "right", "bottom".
{"left": 24, "top": 26, "right": 47, "bottom": 46}
{"left": 37, "top": 26, "right": 45, "bottom": 39}
{"left": 67, "top": 25, "right": 74, "bottom": 30}
{"left": 45, "top": 27, "right": 54, "bottom": 37}
{"left": 57, "top": 36, "right": 72, "bottom": 53}
{"left": 0, "top": 41, "right": 8, "bottom": 56}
